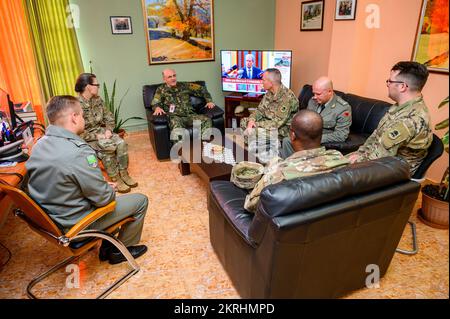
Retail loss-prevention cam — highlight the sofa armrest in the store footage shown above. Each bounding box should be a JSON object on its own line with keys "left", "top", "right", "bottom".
{"left": 208, "top": 181, "right": 255, "bottom": 245}
{"left": 198, "top": 105, "right": 224, "bottom": 119}
{"left": 151, "top": 114, "right": 169, "bottom": 125}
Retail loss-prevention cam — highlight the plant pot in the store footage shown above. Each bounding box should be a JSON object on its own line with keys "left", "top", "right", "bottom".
{"left": 419, "top": 191, "right": 449, "bottom": 229}
{"left": 117, "top": 129, "right": 126, "bottom": 139}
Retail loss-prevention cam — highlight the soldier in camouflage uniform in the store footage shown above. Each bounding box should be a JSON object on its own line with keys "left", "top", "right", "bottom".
{"left": 75, "top": 73, "right": 137, "bottom": 193}
{"left": 347, "top": 62, "right": 432, "bottom": 175}
{"left": 232, "top": 110, "right": 349, "bottom": 213}
{"left": 281, "top": 76, "right": 352, "bottom": 158}
{"left": 240, "top": 68, "right": 299, "bottom": 140}
{"left": 151, "top": 69, "right": 216, "bottom": 141}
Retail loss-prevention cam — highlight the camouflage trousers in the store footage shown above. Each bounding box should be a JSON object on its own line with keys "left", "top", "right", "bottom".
{"left": 89, "top": 134, "right": 128, "bottom": 178}
{"left": 169, "top": 114, "right": 212, "bottom": 141}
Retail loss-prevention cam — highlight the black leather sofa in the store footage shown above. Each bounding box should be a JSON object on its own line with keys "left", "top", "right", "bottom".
{"left": 143, "top": 81, "right": 225, "bottom": 160}
{"left": 208, "top": 157, "right": 420, "bottom": 298}
{"left": 298, "top": 84, "right": 392, "bottom": 154}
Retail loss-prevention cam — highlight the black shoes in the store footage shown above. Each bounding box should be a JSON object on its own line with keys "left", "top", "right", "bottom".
{"left": 99, "top": 240, "right": 148, "bottom": 265}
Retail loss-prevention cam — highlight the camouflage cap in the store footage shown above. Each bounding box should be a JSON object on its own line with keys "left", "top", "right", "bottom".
{"left": 230, "top": 161, "right": 264, "bottom": 189}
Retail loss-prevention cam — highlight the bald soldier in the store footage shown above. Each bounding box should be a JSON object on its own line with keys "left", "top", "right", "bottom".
{"left": 232, "top": 109, "right": 350, "bottom": 213}
{"left": 347, "top": 61, "right": 432, "bottom": 174}
{"left": 152, "top": 69, "right": 216, "bottom": 140}
{"left": 240, "top": 68, "right": 299, "bottom": 140}
{"left": 281, "top": 76, "right": 351, "bottom": 158}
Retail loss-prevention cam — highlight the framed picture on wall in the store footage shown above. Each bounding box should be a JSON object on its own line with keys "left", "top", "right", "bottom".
{"left": 412, "top": 0, "right": 449, "bottom": 73}
{"left": 335, "top": 0, "right": 357, "bottom": 20}
{"left": 141, "top": 0, "right": 215, "bottom": 65}
{"left": 300, "top": 0, "right": 325, "bottom": 31}
{"left": 110, "top": 16, "right": 133, "bottom": 34}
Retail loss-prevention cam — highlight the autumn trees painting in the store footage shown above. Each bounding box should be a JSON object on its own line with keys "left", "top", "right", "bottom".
{"left": 142, "top": 0, "right": 215, "bottom": 64}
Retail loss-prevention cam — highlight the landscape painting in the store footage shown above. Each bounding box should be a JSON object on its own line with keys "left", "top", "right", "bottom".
{"left": 142, "top": 0, "right": 215, "bottom": 65}
{"left": 412, "top": 0, "right": 449, "bottom": 73}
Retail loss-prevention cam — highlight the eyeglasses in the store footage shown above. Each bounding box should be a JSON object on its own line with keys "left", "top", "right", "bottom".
{"left": 90, "top": 83, "right": 100, "bottom": 87}
{"left": 386, "top": 79, "right": 408, "bottom": 87}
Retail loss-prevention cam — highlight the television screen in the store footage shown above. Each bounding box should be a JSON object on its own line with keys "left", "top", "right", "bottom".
{"left": 221, "top": 50, "right": 292, "bottom": 94}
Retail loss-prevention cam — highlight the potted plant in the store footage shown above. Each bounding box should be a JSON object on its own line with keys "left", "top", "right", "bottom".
{"left": 420, "top": 96, "right": 449, "bottom": 229}
{"left": 103, "top": 80, "right": 143, "bottom": 138}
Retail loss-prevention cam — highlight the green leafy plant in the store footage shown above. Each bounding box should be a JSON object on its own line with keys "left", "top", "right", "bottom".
{"left": 423, "top": 96, "right": 449, "bottom": 202}
{"left": 103, "top": 80, "right": 143, "bottom": 133}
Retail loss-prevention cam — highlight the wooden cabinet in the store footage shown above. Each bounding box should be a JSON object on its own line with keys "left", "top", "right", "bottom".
{"left": 224, "top": 93, "right": 263, "bottom": 128}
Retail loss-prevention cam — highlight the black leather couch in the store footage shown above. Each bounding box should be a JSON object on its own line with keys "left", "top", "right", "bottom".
{"left": 298, "top": 85, "right": 392, "bottom": 154}
{"left": 208, "top": 157, "right": 420, "bottom": 298}
{"left": 143, "top": 81, "right": 225, "bottom": 160}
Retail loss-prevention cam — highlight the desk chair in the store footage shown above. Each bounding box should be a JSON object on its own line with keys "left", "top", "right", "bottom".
{"left": 0, "top": 183, "right": 140, "bottom": 299}
{"left": 396, "top": 134, "right": 444, "bottom": 255}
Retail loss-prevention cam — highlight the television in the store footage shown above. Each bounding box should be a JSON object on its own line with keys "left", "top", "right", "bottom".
{"left": 221, "top": 50, "right": 292, "bottom": 95}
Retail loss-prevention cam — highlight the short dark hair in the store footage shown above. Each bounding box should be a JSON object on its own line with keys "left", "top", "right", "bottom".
{"left": 391, "top": 61, "right": 429, "bottom": 92}
{"left": 75, "top": 73, "right": 97, "bottom": 93}
{"left": 46, "top": 95, "right": 80, "bottom": 124}
{"left": 291, "top": 109, "right": 323, "bottom": 144}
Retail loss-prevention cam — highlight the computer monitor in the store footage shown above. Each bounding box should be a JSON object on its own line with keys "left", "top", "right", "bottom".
{"left": 221, "top": 50, "right": 293, "bottom": 95}
{"left": 0, "top": 88, "right": 20, "bottom": 129}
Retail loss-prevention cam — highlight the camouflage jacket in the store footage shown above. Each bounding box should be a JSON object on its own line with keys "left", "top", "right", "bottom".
{"left": 307, "top": 94, "right": 352, "bottom": 143}
{"left": 244, "top": 147, "right": 349, "bottom": 213}
{"left": 347, "top": 96, "right": 432, "bottom": 174}
{"left": 249, "top": 84, "right": 299, "bottom": 139}
{"left": 151, "top": 82, "right": 212, "bottom": 117}
{"left": 78, "top": 95, "right": 115, "bottom": 142}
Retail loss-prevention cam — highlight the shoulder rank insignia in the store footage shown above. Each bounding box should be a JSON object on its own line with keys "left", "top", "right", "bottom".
{"left": 86, "top": 154, "right": 98, "bottom": 168}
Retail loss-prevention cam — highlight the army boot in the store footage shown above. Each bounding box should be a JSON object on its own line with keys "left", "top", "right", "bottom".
{"left": 119, "top": 170, "right": 138, "bottom": 188}
{"left": 110, "top": 175, "right": 131, "bottom": 193}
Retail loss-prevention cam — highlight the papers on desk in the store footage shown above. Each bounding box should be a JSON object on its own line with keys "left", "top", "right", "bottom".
{"left": 0, "top": 161, "right": 17, "bottom": 168}
{"left": 203, "top": 142, "right": 236, "bottom": 166}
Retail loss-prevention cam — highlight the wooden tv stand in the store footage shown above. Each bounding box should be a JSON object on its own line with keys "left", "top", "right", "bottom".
{"left": 224, "top": 93, "right": 263, "bottom": 128}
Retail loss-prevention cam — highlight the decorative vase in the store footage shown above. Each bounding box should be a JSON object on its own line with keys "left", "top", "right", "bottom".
{"left": 419, "top": 191, "right": 449, "bottom": 229}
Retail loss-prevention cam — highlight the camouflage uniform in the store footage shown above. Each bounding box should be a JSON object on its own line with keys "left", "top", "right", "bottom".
{"left": 240, "top": 84, "right": 299, "bottom": 140}
{"left": 151, "top": 82, "right": 213, "bottom": 140}
{"left": 346, "top": 96, "right": 432, "bottom": 175}
{"left": 307, "top": 94, "right": 352, "bottom": 143}
{"left": 234, "top": 147, "right": 349, "bottom": 213}
{"left": 78, "top": 95, "right": 129, "bottom": 178}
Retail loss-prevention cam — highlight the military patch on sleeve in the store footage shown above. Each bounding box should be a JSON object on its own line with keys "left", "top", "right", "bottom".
{"left": 381, "top": 122, "right": 412, "bottom": 149}
{"left": 86, "top": 154, "right": 98, "bottom": 168}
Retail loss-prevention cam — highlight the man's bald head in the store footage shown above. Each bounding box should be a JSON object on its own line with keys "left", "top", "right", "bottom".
{"left": 162, "top": 68, "right": 177, "bottom": 87}
{"left": 312, "top": 76, "right": 334, "bottom": 105}
{"left": 291, "top": 109, "right": 323, "bottom": 148}
{"left": 313, "top": 76, "right": 333, "bottom": 90}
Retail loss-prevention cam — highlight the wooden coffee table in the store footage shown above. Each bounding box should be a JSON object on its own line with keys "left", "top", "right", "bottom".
{"left": 179, "top": 133, "right": 253, "bottom": 183}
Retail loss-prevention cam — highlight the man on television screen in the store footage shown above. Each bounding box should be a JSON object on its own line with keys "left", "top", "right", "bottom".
{"left": 239, "top": 54, "right": 263, "bottom": 80}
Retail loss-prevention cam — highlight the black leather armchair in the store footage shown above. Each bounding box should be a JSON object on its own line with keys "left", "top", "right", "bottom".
{"left": 298, "top": 85, "right": 391, "bottom": 154}
{"left": 143, "top": 81, "right": 225, "bottom": 160}
{"left": 208, "top": 157, "right": 420, "bottom": 298}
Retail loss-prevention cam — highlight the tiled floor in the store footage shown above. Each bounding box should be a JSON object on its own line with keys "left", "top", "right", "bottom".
{"left": 0, "top": 130, "right": 448, "bottom": 299}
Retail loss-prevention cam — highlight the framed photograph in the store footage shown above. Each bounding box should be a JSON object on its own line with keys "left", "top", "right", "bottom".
{"left": 412, "top": 0, "right": 449, "bottom": 74}
{"left": 141, "top": 0, "right": 215, "bottom": 65}
{"left": 335, "top": 0, "right": 357, "bottom": 20}
{"left": 300, "top": 0, "right": 325, "bottom": 31}
{"left": 110, "top": 16, "right": 133, "bottom": 35}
